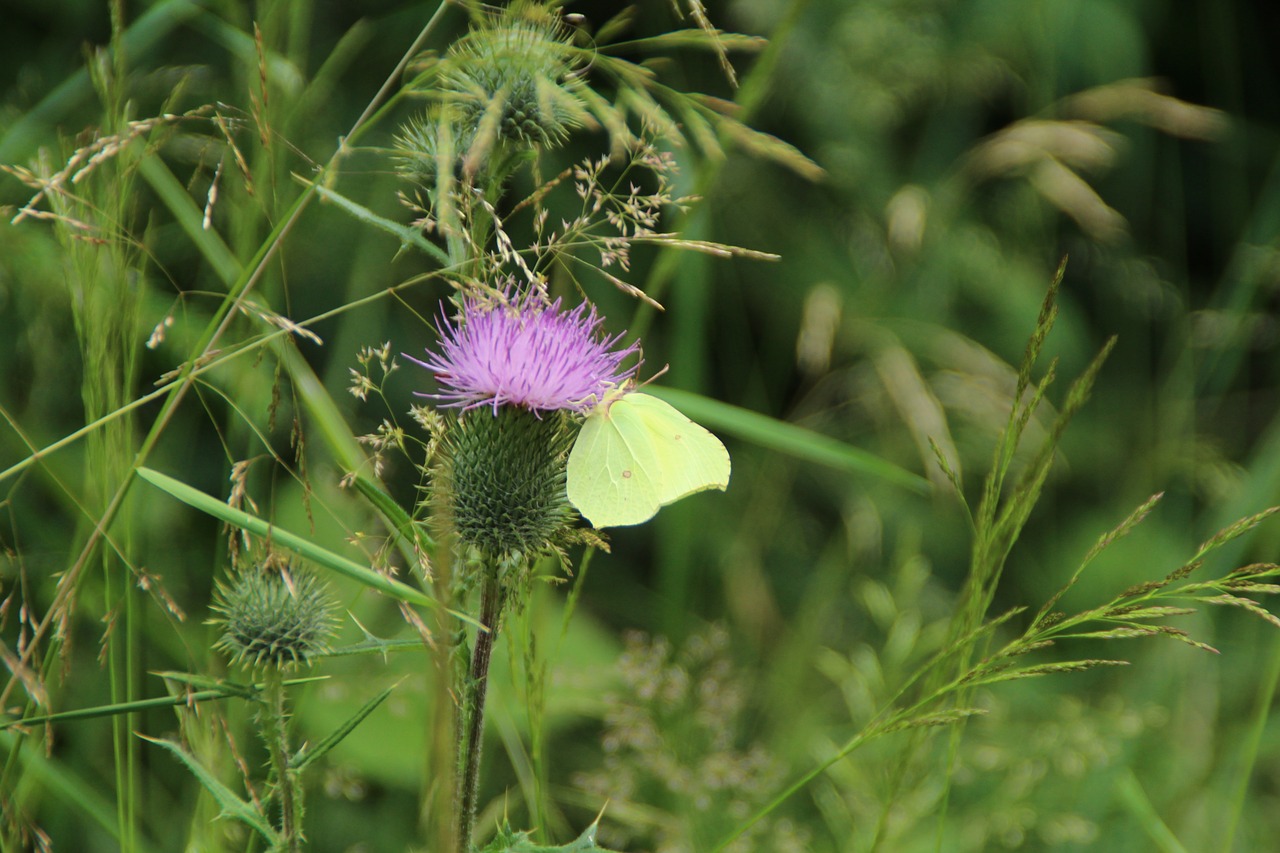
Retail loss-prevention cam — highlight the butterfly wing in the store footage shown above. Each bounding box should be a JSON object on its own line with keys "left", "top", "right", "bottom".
{"left": 567, "top": 393, "right": 730, "bottom": 528}
{"left": 620, "top": 394, "right": 730, "bottom": 506}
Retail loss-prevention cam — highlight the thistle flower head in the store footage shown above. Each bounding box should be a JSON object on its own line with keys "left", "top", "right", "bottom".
{"left": 211, "top": 563, "right": 336, "bottom": 671}
{"left": 408, "top": 290, "right": 639, "bottom": 415}
{"left": 409, "top": 289, "right": 632, "bottom": 563}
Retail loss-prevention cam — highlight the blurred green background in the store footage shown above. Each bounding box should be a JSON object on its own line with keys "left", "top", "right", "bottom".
{"left": 3, "top": 0, "right": 1280, "bottom": 851}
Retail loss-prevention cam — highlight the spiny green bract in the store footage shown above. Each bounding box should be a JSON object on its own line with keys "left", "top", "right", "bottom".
{"left": 436, "top": 406, "right": 576, "bottom": 563}
{"left": 478, "top": 820, "right": 618, "bottom": 853}
{"left": 396, "top": 3, "right": 587, "bottom": 183}
{"left": 211, "top": 564, "right": 336, "bottom": 671}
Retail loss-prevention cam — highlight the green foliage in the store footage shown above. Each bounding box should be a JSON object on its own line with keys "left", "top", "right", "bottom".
{"left": 576, "top": 627, "right": 810, "bottom": 853}
{"left": 289, "top": 681, "right": 397, "bottom": 773}
{"left": 137, "top": 467, "right": 447, "bottom": 613}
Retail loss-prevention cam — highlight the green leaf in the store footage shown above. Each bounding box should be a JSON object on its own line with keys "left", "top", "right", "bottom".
{"left": 272, "top": 343, "right": 437, "bottom": 566}
{"left": 321, "top": 635, "right": 431, "bottom": 659}
{"left": 600, "top": 30, "right": 768, "bottom": 54}
{"left": 478, "top": 820, "right": 622, "bottom": 853}
{"left": 0, "top": 673, "right": 330, "bottom": 730}
{"left": 138, "top": 153, "right": 242, "bottom": 287}
{"left": 716, "top": 119, "right": 826, "bottom": 182}
{"left": 0, "top": 731, "right": 164, "bottom": 853}
{"left": 353, "top": 475, "right": 437, "bottom": 555}
{"left": 139, "top": 734, "right": 281, "bottom": 846}
{"left": 1115, "top": 768, "right": 1191, "bottom": 853}
{"left": 0, "top": 0, "right": 205, "bottom": 163}
{"left": 153, "top": 670, "right": 264, "bottom": 697}
{"left": 188, "top": 8, "right": 305, "bottom": 95}
{"left": 290, "top": 682, "right": 397, "bottom": 772}
{"left": 594, "top": 7, "right": 636, "bottom": 46}
{"left": 156, "top": 671, "right": 327, "bottom": 695}
{"left": 3, "top": 686, "right": 247, "bottom": 731}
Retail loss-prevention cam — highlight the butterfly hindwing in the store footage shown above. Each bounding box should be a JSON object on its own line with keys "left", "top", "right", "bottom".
{"left": 567, "top": 393, "right": 730, "bottom": 528}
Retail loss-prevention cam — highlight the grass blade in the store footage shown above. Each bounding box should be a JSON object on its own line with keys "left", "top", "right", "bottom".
{"left": 0, "top": 731, "right": 164, "bottom": 853}
{"left": 312, "top": 183, "right": 451, "bottom": 264}
{"left": 0, "top": 0, "right": 205, "bottom": 163}
{"left": 4, "top": 690, "right": 244, "bottom": 731}
{"left": 138, "top": 153, "right": 242, "bottom": 286}
{"left": 136, "top": 466, "right": 449, "bottom": 614}
{"left": 648, "top": 386, "right": 931, "bottom": 494}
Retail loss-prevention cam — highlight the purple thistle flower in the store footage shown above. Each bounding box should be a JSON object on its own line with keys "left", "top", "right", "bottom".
{"left": 408, "top": 292, "right": 639, "bottom": 414}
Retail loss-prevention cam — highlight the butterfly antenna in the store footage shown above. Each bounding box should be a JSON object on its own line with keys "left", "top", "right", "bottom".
{"left": 636, "top": 363, "right": 670, "bottom": 389}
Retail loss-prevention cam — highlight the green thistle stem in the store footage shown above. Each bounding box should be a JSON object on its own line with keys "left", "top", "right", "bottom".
{"left": 262, "top": 668, "right": 301, "bottom": 852}
{"left": 456, "top": 571, "right": 505, "bottom": 853}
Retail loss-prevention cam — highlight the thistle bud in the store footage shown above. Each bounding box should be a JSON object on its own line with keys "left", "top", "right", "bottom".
{"left": 211, "top": 563, "right": 336, "bottom": 671}
{"left": 445, "top": 15, "right": 583, "bottom": 150}
{"left": 395, "top": 5, "right": 587, "bottom": 184}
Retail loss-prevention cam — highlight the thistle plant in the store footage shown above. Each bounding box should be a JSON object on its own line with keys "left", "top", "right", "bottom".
{"left": 333, "top": 4, "right": 767, "bottom": 847}
{"left": 406, "top": 287, "right": 642, "bottom": 852}
{"left": 210, "top": 559, "right": 336, "bottom": 852}
{"left": 412, "top": 291, "right": 639, "bottom": 418}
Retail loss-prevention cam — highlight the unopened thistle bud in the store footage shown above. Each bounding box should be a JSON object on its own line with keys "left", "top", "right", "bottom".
{"left": 211, "top": 563, "right": 336, "bottom": 671}
{"left": 445, "top": 13, "right": 583, "bottom": 149}
{"left": 406, "top": 289, "right": 638, "bottom": 563}
{"left": 396, "top": 4, "right": 587, "bottom": 183}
